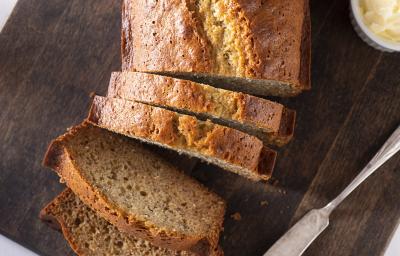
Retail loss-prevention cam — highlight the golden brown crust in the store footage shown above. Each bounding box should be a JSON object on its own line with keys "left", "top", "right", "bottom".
{"left": 121, "top": 0, "right": 311, "bottom": 95}
{"left": 107, "top": 72, "right": 295, "bottom": 146}
{"left": 121, "top": 0, "right": 212, "bottom": 73}
{"left": 263, "top": 109, "right": 296, "bottom": 147}
{"left": 238, "top": 94, "right": 281, "bottom": 132}
{"left": 234, "top": 0, "right": 308, "bottom": 89}
{"left": 108, "top": 72, "right": 283, "bottom": 133}
{"left": 87, "top": 96, "right": 276, "bottom": 181}
{"left": 42, "top": 123, "right": 224, "bottom": 254}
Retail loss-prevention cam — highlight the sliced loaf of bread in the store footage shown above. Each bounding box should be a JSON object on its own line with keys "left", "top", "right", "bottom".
{"left": 40, "top": 189, "right": 195, "bottom": 256}
{"left": 121, "top": 0, "right": 311, "bottom": 97}
{"left": 43, "top": 123, "right": 226, "bottom": 255}
{"left": 108, "top": 72, "right": 295, "bottom": 146}
{"left": 87, "top": 96, "right": 277, "bottom": 181}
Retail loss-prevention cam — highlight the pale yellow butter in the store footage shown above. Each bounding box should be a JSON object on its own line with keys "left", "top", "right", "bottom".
{"left": 360, "top": 0, "right": 400, "bottom": 42}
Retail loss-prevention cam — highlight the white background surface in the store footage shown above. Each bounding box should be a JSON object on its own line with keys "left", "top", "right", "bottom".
{"left": 0, "top": 236, "right": 38, "bottom": 256}
{"left": 0, "top": 1, "right": 399, "bottom": 255}
{"left": 0, "top": 0, "right": 17, "bottom": 29}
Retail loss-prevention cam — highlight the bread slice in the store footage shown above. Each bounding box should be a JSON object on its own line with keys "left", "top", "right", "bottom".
{"left": 108, "top": 72, "right": 295, "bottom": 146}
{"left": 43, "top": 123, "right": 226, "bottom": 255}
{"left": 121, "top": 0, "right": 311, "bottom": 97}
{"left": 40, "top": 189, "right": 195, "bottom": 256}
{"left": 87, "top": 96, "right": 277, "bottom": 181}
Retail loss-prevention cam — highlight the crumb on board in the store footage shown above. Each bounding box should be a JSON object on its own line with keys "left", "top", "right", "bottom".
{"left": 275, "top": 188, "right": 287, "bottom": 195}
{"left": 260, "top": 200, "right": 268, "bottom": 206}
{"left": 230, "top": 212, "right": 242, "bottom": 221}
{"left": 272, "top": 179, "right": 279, "bottom": 186}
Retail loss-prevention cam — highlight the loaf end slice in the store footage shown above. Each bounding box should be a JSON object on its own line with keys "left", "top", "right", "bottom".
{"left": 108, "top": 72, "right": 295, "bottom": 146}
{"left": 40, "top": 189, "right": 196, "bottom": 256}
{"left": 43, "top": 123, "right": 226, "bottom": 255}
{"left": 87, "top": 96, "right": 277, "bottom": 181}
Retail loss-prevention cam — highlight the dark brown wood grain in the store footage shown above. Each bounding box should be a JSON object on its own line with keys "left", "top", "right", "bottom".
{"left": 0, "top": 0, "right": 399, "bottom": 256}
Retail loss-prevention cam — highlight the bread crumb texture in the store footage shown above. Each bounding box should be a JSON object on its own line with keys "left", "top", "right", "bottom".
{"left": 44, "top": 124, "right": 226, "bottom": 253}
{"left": 41, "top": 189, "right": 193, "bottom": 255}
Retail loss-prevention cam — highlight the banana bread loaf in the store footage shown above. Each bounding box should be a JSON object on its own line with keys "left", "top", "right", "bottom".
{"left": 121, "top": 0, "right": 311, "bottom": 97}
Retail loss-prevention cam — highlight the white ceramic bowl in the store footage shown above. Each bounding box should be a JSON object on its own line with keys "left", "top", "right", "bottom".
{"left": 350, "top": 0, "right": 400, "bottom": 52}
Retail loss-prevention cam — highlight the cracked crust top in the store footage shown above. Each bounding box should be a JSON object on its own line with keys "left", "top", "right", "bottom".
{"left": 121, "top": 0, "right": 310, "bottom": 92}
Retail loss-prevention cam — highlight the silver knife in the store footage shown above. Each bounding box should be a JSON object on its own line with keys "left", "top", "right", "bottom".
{"left": 264, "top": 125, "right": 400, "bottom": 256}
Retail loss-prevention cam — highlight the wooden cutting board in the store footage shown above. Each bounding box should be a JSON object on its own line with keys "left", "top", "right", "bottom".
{"left": 0, "top": 0, "right": 399, "bottom": 255}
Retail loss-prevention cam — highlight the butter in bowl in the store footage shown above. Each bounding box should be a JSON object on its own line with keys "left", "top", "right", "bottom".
{"left": 350, "top": 0, "right": 400, "bottom": 52}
